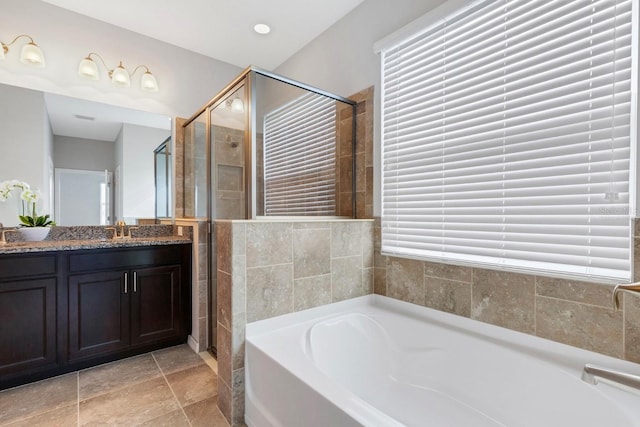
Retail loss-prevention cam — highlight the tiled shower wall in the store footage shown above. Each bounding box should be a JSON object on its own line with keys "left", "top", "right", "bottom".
{"left": 173, "top": 118, "right": 210, "bottom": 352}
{"left": 339, "top": 87, "right": 374, "bottom": 218}
{"left": 212, "top": 124, "right": 246, "bottom": 218}
{"left": 215, "top": 219, "right": 374, "bottom": 426}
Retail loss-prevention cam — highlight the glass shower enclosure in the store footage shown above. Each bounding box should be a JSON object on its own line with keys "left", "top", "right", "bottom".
{"left": 182, "top": 67, "right": 356, "bottom": 354}
{"left": 154, "top": 137, "right": 172, "bottom": 220}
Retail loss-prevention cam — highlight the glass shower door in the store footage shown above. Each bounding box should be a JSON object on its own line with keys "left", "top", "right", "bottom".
{"left": 208, "top": 83, "right": 247, "bottom": 354}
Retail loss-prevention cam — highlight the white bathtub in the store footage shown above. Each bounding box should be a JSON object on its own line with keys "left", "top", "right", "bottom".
{"left": 245, "top": 295, "right": 640, "bottom": 427}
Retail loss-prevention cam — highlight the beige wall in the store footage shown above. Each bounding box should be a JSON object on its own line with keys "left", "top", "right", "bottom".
{"left": 215, "top": 219, "right": 374, "bottom": 426}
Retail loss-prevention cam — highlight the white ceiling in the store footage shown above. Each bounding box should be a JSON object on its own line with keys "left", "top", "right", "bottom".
{"left": 40, "top": 0, "right": 363, "bottom": 141}
{"left": 44, "top": 92, "right": 171, "bottom": 142}
{"left": 41, "top": 0, "right": 365, "bottom": 70}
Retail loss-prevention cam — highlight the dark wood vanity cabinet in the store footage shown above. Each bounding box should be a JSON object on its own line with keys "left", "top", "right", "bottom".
{"left": 0, "top": 244, "right": 191, "bottom": 390}
{"left": 67, "top": 263, "right": 185, "bottom": 362}
{"left": 0, "top": 254, "right": 61, "bottom": 383}
{"left": 68, "top": 270, "right": 131, "bottom": 361}
{"left": 130, "top": 265, "right": 183, "bottom": 345}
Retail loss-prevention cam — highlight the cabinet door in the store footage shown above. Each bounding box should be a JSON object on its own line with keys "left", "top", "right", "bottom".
{"left": 0, "top": 278, "right": 58, "bottom": 377}
{"left": 130, "top": 265, "right": 182, "bottom": 345}
{"left": 68, "top": 271, "right": 130, "bottom": 361}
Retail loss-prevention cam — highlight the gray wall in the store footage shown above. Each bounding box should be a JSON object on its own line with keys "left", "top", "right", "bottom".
{"left": 0, "top": 84, "right": 51, "bottom": 226}
{"left": 275, "top": 0, "right": 445, "bottom": 96}
{"left": 53, "top": 135, "right": 115, "bottom": 172}
{"left": 275, "top": 0, "right": 446, "bottom": 216}
{"left": 114, "top": 127, "right": 124, "bottom": 221}
{"left": 119, "top": 124, "right": 171, "bottom": 222}
{"left": 1, "top": 0, "right": 242, "bottom": 119}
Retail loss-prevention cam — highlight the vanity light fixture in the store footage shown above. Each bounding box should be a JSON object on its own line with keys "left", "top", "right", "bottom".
{"left": 78, "top": 52, "right": 159, "bottom": 92}
{"left": 0, "top": 34, "right": 46, "bottom": 67}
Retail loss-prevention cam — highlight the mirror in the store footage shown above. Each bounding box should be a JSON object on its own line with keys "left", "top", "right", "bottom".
{"left": 154, "top": 137, "right": 172, "bottom": 219}
{"left": 0, "top": 82, "right": 172, "bottom": 227}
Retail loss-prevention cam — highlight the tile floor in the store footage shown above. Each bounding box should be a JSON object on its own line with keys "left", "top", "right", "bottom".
{"left": 0, "top": 345, "right": 230, "bottom": 426}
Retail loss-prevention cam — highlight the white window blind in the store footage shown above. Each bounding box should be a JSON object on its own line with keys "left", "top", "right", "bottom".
{"left": 380, "top": 0, "right": 634, "bottom": 281}
{"left": 263, "top": 93, "right": 337, "bottom": 216}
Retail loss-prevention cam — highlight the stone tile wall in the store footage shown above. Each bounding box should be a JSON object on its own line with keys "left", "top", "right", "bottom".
{"left": 174, "top": 117, "right": 186, "bottom": 218}
{"left": 338, "top": 87, "right": 374, "bottom": 219}
{"left": 373, "top": 218, "right": 640, "bottom": 362}
{"left": 174, "top": 219, "right": 209, "bottom": 352}
{"left": 215, "top": 219, "right": 374, "bottom": 426}
{"left": 213, "top": 125, "right": 245, "bottom": 219}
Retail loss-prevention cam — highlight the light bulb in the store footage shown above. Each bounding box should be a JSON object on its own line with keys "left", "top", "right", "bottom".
{"left": 111, "top": 62, "right": 131, "bottom": 88}
{"left": 231, "top": 98, "right": 244, "bottom": 113}
{"left": 78, "top": 57, "right": 99, "bottom": 80}
{"left": 141, "top": 71, "right": 159, "bottom": 92}
{"left": 20, "top": 42, "right": 45, "bottom": 67}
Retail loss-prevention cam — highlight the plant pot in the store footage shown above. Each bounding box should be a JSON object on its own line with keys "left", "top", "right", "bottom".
{"left": 19, "top": 227, "right": 51, "bottom": 241}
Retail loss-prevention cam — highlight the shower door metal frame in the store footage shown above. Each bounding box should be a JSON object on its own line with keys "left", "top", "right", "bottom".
{"left": 182, "top": 65, "right": 358, "bottom": 356}
{"left": 247, "top": 68, "right": 357, "bottom": 218}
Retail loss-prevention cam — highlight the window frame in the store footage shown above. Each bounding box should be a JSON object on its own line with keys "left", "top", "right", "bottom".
{"left": 374, "top": 0, "right": 639, "bottom": 284}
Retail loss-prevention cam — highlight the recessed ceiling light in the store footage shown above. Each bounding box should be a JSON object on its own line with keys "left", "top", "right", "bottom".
{"left": 254, "top": 23, "right": 271, "bottom": 35}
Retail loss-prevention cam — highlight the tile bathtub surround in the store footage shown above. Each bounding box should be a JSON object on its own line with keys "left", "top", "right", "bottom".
{"left": 0, "top": 345, "right": 228, "bottom": 427}
{"left": 373, "top": 217, "right": 640, "bottom": 364}
{"left": 216, "top": 219, "right": 374, "bottom": 426}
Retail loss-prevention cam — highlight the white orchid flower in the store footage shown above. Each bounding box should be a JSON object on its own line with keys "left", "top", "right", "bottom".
{"left": 20, "top": 189, "right": 40, "bottom": 203}
{"left": 0, "top": 180, "right": 30, "bottom": 202}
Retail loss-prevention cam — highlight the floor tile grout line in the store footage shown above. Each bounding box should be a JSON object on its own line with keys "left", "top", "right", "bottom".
{"left": 0, "top": 373, "right": 78, "bottom": 427}
{"left": 76, "top": 354, "right": 164, "bottom": 403}
{"left": 151, "top": 352, "right": 193, "bottom": 427}
{"left": 0, "top": 402, "right": 79, "bottom": 427}
{"left": 1, "top": 346, "right": 206, "bottom": 427}
{"left": 77, "top": 371, "right": 80, "bottom": 427}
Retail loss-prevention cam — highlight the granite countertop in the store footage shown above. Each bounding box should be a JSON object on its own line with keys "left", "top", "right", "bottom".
{"left": 0, "top": 236, "right": 192, "bottom": 255}
{"left": 0, "top": 225, "right": 192, "bottom": 255}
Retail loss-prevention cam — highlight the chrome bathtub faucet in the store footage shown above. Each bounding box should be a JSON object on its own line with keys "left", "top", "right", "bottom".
{"left": 581, "top": 364, "right": 640, "bottom": 392}
{"left": 612, "top": 283, "right": 640, "bottom": 311}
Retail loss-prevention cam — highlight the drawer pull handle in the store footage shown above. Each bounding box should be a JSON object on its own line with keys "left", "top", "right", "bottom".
{"left": 133, "top": 271, "right": 137, "bottom": 293}
{"left": 124, "top": 272, "right": 128, "bottom": 294}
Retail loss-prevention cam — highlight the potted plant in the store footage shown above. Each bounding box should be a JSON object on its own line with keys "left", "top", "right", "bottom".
{"left": 0, "top": 180, "right": 55, "bottom": 241}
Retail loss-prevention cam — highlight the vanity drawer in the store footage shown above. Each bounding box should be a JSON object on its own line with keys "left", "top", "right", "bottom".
{"left": 0, "top": 254, "right": 57, "bottom": 280}
{"left": 67, "top": 245, "right": 185, "bottom": 273}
